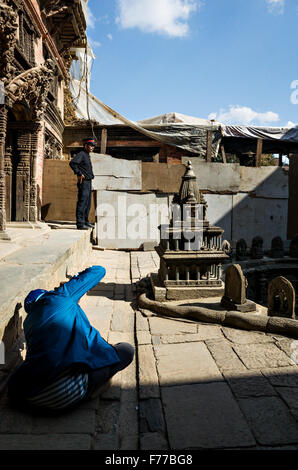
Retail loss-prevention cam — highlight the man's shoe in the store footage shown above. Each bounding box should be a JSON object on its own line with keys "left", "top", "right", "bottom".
{"left": 77, "top": 225, "right": 89, "bottom": 230}
{"left": 85, "top": 222, "right": 95, "bottom": 228}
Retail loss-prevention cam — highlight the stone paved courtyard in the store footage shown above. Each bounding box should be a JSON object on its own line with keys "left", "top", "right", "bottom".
{"left": 1, "top": 249, "right": 298, "bottom": 450}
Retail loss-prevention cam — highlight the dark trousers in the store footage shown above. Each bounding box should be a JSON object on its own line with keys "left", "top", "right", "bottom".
{"left": 76, "top": 179, "right": 91, "bottom": 227}
{"left": 85, "top": 342, "right": 135, "bottom": 398}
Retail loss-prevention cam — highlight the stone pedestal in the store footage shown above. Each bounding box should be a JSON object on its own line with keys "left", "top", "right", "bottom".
{"left": 221, "top": 296, "right": 256, "bottom": 313}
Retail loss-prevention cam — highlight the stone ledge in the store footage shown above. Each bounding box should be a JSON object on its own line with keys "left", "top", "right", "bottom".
{"left": 0, "top": 230, "right": 92, "bottom": 352}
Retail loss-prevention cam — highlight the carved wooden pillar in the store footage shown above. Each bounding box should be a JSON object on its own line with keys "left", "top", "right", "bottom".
{"left": 29, "top": 123, "right": 40, "bottom": 222}
{"left": 16, "top": 129, "right": 31, "bottom": 221}
{"left": 4, "top": 143, "right": 12, "bottom": 221}
{"left": 0, "top": 105, "right": 8, "bottom": 233}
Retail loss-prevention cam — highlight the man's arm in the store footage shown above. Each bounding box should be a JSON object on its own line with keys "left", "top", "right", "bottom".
{"left": 69, "top": 152, "right": 84, "bottom": 177}
{"left": 56, "top": 266, "right": 106, "bottom": 303}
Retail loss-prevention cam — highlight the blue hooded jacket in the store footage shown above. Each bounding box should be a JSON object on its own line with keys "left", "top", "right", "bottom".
{"left": 8, "top": 266, "right": 120, "bottom": 398}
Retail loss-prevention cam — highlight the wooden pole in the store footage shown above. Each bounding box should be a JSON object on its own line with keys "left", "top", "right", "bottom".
{"left": 221, "top": 144, "right": 227, "bottom": 163}
{"left": 206, "top": 130, "right": 213, "bottom": 162}
{"left": 279, "top": 153, "right": 283, "bottom": 167}
{"left": 100, "top": 128, "right": 107, "bottom": 154}
{"left": 255, "top": 138, "right": 263, "bottom": 167}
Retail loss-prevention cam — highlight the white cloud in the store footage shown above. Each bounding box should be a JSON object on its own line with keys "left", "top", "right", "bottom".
{"left": 86, "top": 6, "right": 96, "bottom": 29}
{"left": 116, "top": 0, "right": 199, "bottom": 37}
{"left": 107, "top": 33, "right": 113, "bottom": 40}
{"left": 88, "top": 38, "right": 101, "bottom": 48}
{"left": 266, "top": 0, "right": 285, "bottom": 15}
{"left": 208, "top": 105, "right": 280, "bottom": 126}
{"left": 286, "top": 121, "right": 297, "bottom": 127}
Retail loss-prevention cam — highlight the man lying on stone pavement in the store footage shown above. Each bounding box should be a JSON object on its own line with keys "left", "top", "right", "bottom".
{"left": 7, "top": 266, "right": 134, "bottom": 414}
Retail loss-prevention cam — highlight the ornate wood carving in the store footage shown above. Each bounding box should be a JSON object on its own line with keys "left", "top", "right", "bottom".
{"left": 6, "top": 59, "right": 56, "bottom": 120}
{"left": 0, "top": 106, "right": 8, "bottom": 232}
{"left": 4, "top": 143, "right": 13, "bottom": 222}
{"left": 0, "top": 2, "right": 18, "bottom": 82}
{"left": 16, "top": 128, "right": 31, "bottom": 221}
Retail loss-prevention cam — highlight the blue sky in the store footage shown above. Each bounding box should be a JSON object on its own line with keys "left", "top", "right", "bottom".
{"left": 86, "top": 0, "right": 298, "bottom": 126}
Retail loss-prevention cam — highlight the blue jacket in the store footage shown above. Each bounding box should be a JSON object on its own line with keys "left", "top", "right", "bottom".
{"left": 8, "top": 266, "right": 120, "bottom": 398}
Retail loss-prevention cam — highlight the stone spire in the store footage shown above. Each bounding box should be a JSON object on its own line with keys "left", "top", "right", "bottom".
{"left": 179, "top": 161, "right": 201, "bottom": 204}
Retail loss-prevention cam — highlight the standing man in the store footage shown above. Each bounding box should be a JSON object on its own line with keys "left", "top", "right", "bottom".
{"left": 70, "top": 137, "right": 96, "bottom": 230}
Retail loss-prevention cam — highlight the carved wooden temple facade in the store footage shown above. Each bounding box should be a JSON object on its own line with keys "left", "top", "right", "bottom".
{"left": 0, "top": 0, "right": 86, "bottom": 238}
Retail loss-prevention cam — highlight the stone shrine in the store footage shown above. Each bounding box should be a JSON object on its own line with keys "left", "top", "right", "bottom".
{"left": 221, "top": 264, "right": 256, "bottom": 312}
{"left": 150, "top": 161, "right": 229, "bottom": 301}
{"left": 268, "top": 276, "right": 295, "bottom": 319}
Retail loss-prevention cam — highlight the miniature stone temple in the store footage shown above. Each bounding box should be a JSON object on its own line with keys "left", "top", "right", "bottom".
{"left": 221, "top": 264, "right": 256, "bottom": 312}
{"left": 150, "top": 161, "right": 229, "bottom": 301}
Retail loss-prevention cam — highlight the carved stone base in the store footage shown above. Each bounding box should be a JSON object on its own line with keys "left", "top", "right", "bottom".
{"left": 0, "top": 230, "right": 12, "bottom": 241}
{"left": 150, "top": 272, "right": 225, "bottom": 301}
{"left": 221, "top": 296, "right": 256, "bottom": 312}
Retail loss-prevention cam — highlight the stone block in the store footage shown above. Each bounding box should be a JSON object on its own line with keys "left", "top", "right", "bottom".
{"left": 222, "top": 327, "right": 273, "bottom": 344}
{"left": 92, "top": 154, "right": 142, "bottom": 190}
{"left": 223, "top": 370, "right": 277, "bottom": 398}
{"left": 238, "top": 397, "right": 298, "bottom": 446}
{"left": 137, "top": 330, "right": 152, "bottom": 345}
{"left": 0, "top": 434, "right": 91, "bottom": 450}
{"left": 93, "top": 433, "right": 119, "bottom": 450}
{"left": 261, "top": 366, "right": 298, "bottom": 388}
{"left": 140, "top": 432, "right": 168, "bottom": 450}
{"left": 205, "top": 339, "right": 246, "bottom": 372}
{"left": 153, "top": 342, "right": 222, "bottom": 385}
{"left": 148, "top": 317, "right": 197, "bottom": 336}
{"left": 32, "top": 408, "right": 96, "bottom": 434}
{"left": 161, "top": 382, "right": 255, "bottom": 449}
{"left": 136, "top": 311, "right": 149, "bottom": 331}
{"left": 233, "top": 343, "right": 295, "bottom": 370}
{"left": 138, "top": 345, "right": 160, "bottom": 399}
{"left": 139, "top": 399, "right": 165, "bottom": 433}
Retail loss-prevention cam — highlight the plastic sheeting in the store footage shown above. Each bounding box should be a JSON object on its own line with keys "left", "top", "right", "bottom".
{"left": 69, "top": 46, "right": 298, "bottom": 157}
{"left": 221, "top": 124, "right": 298, "bottom": 143}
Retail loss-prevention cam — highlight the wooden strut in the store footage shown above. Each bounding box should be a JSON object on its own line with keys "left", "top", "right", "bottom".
{"left": 206, "top": 130, "right": 213, "bottom": 162}
{"left": 256, "top": 138, "right": 263, "bottom": 167}
{"left": 100, "top": 128, "right": 107, "bottom": 154}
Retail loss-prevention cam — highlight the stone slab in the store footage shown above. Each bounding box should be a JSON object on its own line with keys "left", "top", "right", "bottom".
{"left": 153, "top": 342, "right": 222, "bottom": 385}
{"left": 223, "top": 370, "right": 277, "bottom": 398}
{"left": 205, "top": 339, "right": 247, "bottom": 372}
{"left": 275, "top": 387, "right": 298, "bottom": 412}
{"left": 138, "top": 344, "right": 160, "bottom": 399}
{"left": 137, "top": 330, "right": 152, "bottom": 345}
{"left": 233, "top": 343, "right": 295, "bottom": 369}
{"left": 262, "top": 366, "right": 298, "bottom": 387}
{"left": 222, "top": 327, "right": 273, "bottom": 345}
{"left": 140, "top": 432, "right": 168, "bottom": 450}
{"left": 32, "top": 408, "right": 96, "bottom": 434}
{"left": 139, "top": 398, "right": 165, "bottom": 433}
{"left": 161, "top": 382, "right": 255, "bottom": 449}
{"left": 0, "top": 434, "right": 92, "bottom": 450}
{"left": 148, "top": 317, "right": 197, "bottom": 336}
{"left": 238, "top": 397, "right": 298, "bottom": 445}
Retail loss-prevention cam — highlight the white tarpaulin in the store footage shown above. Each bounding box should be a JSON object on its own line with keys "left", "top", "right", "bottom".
{"left": 221, "top": 125, "right": 298, "bottom": 143}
